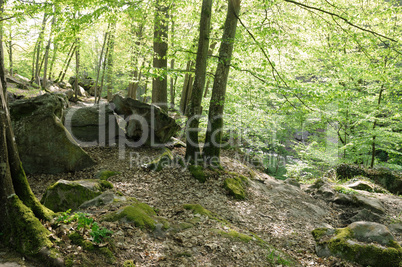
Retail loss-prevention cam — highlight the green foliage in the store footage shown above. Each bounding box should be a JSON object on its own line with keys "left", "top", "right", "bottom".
{"left": 333, "top": 185, "right": 358, "bottom": 195}
{"left": 90, "top": 222, "right": 113, "bottom": 243}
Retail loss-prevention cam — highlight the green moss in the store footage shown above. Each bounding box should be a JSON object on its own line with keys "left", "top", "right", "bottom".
{"left": 82, "top": 240, "right": 95, "bottom": 251}
{"left": 224, "top": 177, "right": 246, "bottom": 200}
{"left": 183, "top": 204, "right": 213, "bottom": 217}
{"left": 333, "top": 185, "right": 357, "bottom": 195}
{"left": 99, "top": 180, "right": 114, "bottom": 189}
{"left": 123, "top": 260, "right": 136, "bottom": 267}
{"left": 315, "top": 226, "right": 402, "bottom": 266}
{"left": 188, "top": 165, "right": 207, "bottom": 183}
{"left": 215, "top": 229, "right": 253, "bottom": 242}
{"left": 65, "top": 255, "right": 74, "bottom": 267}
{"left": 145, "top": 149, "right": 173, "bottom": 171}
{"left": 179, "top": 222, "right": 194, "bottom": 230}
{"left": 103, "top": 202, "right": 157, "bottom": 230}
{"left": 7, "top": 195, "right": 53, "bottom": 255}
{"left": 68, "top": 231, "right": 84, "bottom": 246}
{"left": 99, "top": 247, "right": 115, "bottom": 263}
{"left": 312, "top": 228, "right": 330, "bottom": 241}
{"left": 96, "top": 170, "right": 120, "bottom": 180}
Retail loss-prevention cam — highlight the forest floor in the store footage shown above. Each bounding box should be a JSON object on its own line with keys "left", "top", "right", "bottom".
{"left": 2, "top": 144, "right": 399, "bottom": 267}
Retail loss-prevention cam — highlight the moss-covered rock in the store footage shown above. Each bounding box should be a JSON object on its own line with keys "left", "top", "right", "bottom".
{"left": 188, "top": 165, "right": 207, "bottom": 183}
{"left": 223, "top": 174, "right": 248, "bottom": 200}
{"left": 183, "top": 203, "right": 213, "bottom": 218}
{"left": 41, "top": 179, "right": 112, "bottom": 212}
{"left": 214, "top": 229, "right": 253, "bottom": 242}
{"left": 102, "top": 201, "right": 168, "bottom": 231}
{"left": 312, "top": 222, "right": 402, "bottom": 267}
{"left": 9, "top": 93, "right": 95, "bottom": 174}
{"left": 96, "top": 170, "right": 120, "bottom": 180}
{"left": 144, "top": 148, "right": 173, "bottom": 171}
{"left": 335, "top": 164, "right": 402, "bottom": 195}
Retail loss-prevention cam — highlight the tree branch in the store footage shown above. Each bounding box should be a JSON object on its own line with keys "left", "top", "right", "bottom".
{"left": 283, "top": 0, "right": 398, "bottom": 42}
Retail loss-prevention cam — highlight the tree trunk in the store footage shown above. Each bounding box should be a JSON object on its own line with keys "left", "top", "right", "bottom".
{"left": 370, "top": 85, "right": 384, "bottom": 168}
{"left": 49, "top": 42, "right": 58, "bottom": 80}
{"left": 8, "top": 31, "right": 12, "bottom": 76}
{"left": 203, "top": 42, "right": 217, "bottom": 98}
{"left": 169, "top": 17, "right": 175, "bottom": 108}
{"left": 179, "top": 61, "right": 193, "bottom": 114}
{"left": 56, "top": 43, "right": 75, "bottom": 83}
{"left": 97, "top": 39, "right": 110, "bottom": 104}
{"left": 34, "top": 13, "right": 47, "bottom": 85}
{"left": 203, "top": 0, "right": 241, "bottom": 166}
{"left": 74, "top": 38, "right": 80, "bottom": 99}
{"left": 42, "top": 14, "right": 56, "bottom": 89}
{"left": 0, "top": 6, "right": 59, "bottom": 260}
{"left": 152, "top": 0, "right": 168, "bottom": 112}
{"left": 127, "top": 22, "right": 144, "bottom": 100}
{"left": 94, "top": 28, "right": 109, "bottom": 104}
{"left": 106, "top": 22, "right": 116, "bottom": 101}
{"left": 185, "top": 0, "right": 213, "bottom": 162}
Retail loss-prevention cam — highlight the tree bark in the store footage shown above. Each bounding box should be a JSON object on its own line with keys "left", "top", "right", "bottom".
{"left": 106, "top": 22, "right": 116, "bottom": 101}
{"left": 370, "top": 85, "right": 384, "bottom": 168}
{"left": 42, "top": 14, "right": 56, "bottom": 89}
{"left": 185, "top": 0, "right": 213, "bottom": 162}
{"left": 203, "top": 0, "right": 241, "bottom": 166}
{"left": 169, "top": 17, "right": 175, "bottom": 108}
{"left": 74, "top": 38, "right": 80, "bottom": 99}
{"left": 179, "top": 60, "right": 193, "bottom": 114}
{"left": 56, "top": 43, "right": 75, "bottom": 83}
{"left": 152, "top": 0, "right": 168, "bottom": 112}
{"left": 34, "top": 13, "right": 47, "bottom": 84}
{"left": 94, "top": 28, "right": 109, "bottom": 104}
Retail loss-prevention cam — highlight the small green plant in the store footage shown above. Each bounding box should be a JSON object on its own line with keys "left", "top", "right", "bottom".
{"left": 55, "top": 209, "right": 74, "bottom": 224}
{"left": 90, "top": 222, "right": 113, "bottom": 243}
{"left": 266, "top": 250, "right": 292, "bottom": 266}
{"left": 75, "top": 212, "right": 94, "bottom": 234}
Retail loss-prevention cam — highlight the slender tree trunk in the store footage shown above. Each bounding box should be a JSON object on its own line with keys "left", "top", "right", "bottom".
{"left": 127, "top": 22, "right": 144, "bottom": 100}
{"left": 370, "top": 85, "right": 384, "bottom": 168}
{"left": 8, "top": 31, "right": 12, "bottom": 76}
{"left": 42, "top": 14, "right": 56, "bottom": 89}
{"left": 203, "top": 42, "right": 217, "bottom": 97}
{"left": 56, "top": 43, "right": 74, "bottom": 82}
{"left": 170, "top": 16, "right": 175, "bottom": 108}
{"left": 185, "top": 0, "right": 213, "bottom": 162}
{"left": 74, "top": 38, "right": 80, "bottom": 99}
{"left": 106, "top": 22, "right": 116, "bottom": 101}
{"left": 97, "top": 39, "right": 110, "bottom": 104}
{"left": 179, "top": 61, "right": 193, "bottom": 114}
{"left": 152, "top": 0, "right": 168, "bottom": 112}
{"left": 34, "top": 13, "right": 47, "bottom": 84}
{"left": 94, "top": 28, "right": 109, "bottom": 104}
{"left": 203, "top": 0, "right": 241, "bottom": 166}
{"left": 49, "top": 42, "right": 58, "bottom": 80}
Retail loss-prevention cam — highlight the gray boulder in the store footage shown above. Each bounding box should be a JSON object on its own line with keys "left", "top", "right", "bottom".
{"left": 41, "top": 179, "right": 113, "bottom": 212}
{"left": 111, "top": 94, "right": 180, "bottom": 145}
{"left": 64, "top": 104, "right": 119, "bottom": 144}
{"left": 78, "top": 191, "right": 126, "bottom": 210}
{"left": 312, "top": 222, "right": 402, "bottom": 267}
{"left": 9, "top": 93, "right": 95, "bottom": 174}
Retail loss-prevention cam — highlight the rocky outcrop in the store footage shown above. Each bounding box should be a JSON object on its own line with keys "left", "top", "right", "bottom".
{"left": 312, "top": 222, "right": 402, "bottom": 267}
{"left": 41, "top": 179, "right": 113, "bottom": 212}
{"left": 111, "top": 94, "right": 180, "bottom": 145}
{"left": 9, "top": 93, "right": 95, "bottom": 174}
{"left": 64, "top": 104, "right": 119, "bottom": 144}
{"left": 335, "top": 164, "right": 402, "bottom": 195}
{"left": 69, "top": 75, "right": 96, "bottom": 96}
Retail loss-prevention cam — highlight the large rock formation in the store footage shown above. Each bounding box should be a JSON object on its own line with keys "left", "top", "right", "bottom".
{"left": 64, "top": 104, "right": 119, "bottom": 145}
{"left": 111, "top": 94, "right": 180, "bottom": 145}
{"left": 41, "top": 179, "right": 113, "bottom": 212}
{"left": 312, "top": 221, "right": 402, "bottom": 267}
{"left": 9, "top": 93, "right": 95, "bottom": 174}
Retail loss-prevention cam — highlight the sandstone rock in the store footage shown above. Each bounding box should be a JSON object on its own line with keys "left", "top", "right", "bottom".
{"left": 350, "top": 209, "right": 382, "bottom": 223}
{"left": 78, "top": 191, "right": 126, "bottom": 210}
{"left": 9, "top": 93, "right": 95, "bottom": 174}
{"left": 312, "top": 222, "right": 402, "bottom": 266}
{"left": 41, "top": 179, "right": 113, "bottom": 212}
{"left": 64, "top": 104, "right": 119, "bottom": 144}
{"left": 111, "top": 94, "right": 180, "bottom": 145}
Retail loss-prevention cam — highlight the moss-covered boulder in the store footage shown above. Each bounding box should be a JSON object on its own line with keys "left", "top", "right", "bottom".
{"left": 223, "top": 174, "right": 248, "bottom": 200}
{"left": 95, "top": 170, "right": 120, "bottom": 180}
{"left": 9, "top": 93, "right": 95, "bottom": 174}
{"left": 335, "top": 164, "right": 402, "bottom": 195}
{"left": 143, "top": 148, "right": 173, "bottom": 171}
{"left": 102, "top": 201, "right": 169, "bottom": 230}
{"left": 111, "top": 94, "right": 180, "bottom": 144}
{"left": 41, "top": 179, "right": 113, "bottom": 212}
{"left": 312, "top": 222, "right": 402, "bottom": 267}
